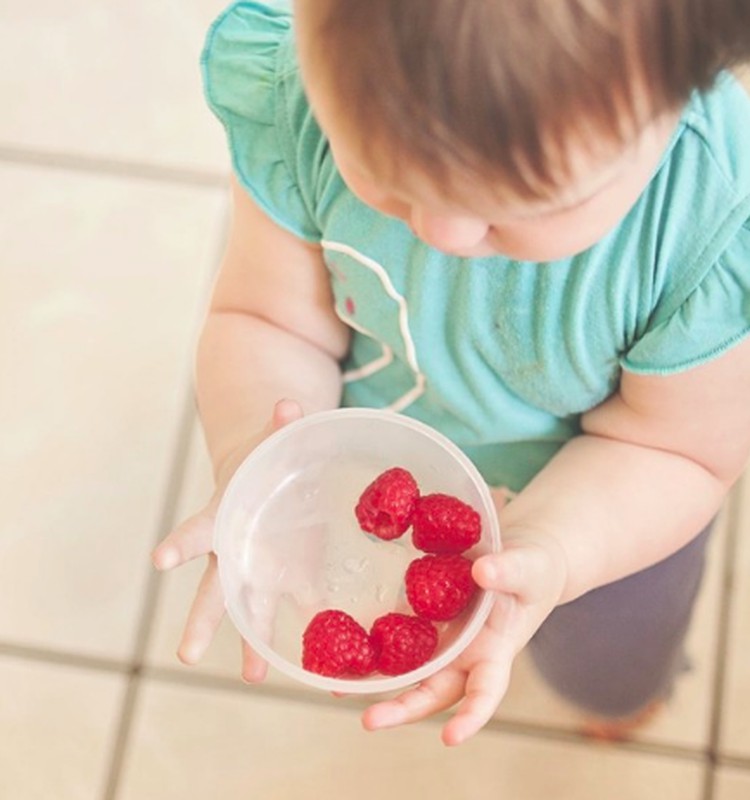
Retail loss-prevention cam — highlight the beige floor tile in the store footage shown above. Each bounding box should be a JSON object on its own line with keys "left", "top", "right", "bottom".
{"left": 0, "top": 0, "right": 229, "bottom": 172}
{"left": 498, "top": 505, "right": 729, "bottom": 750}
{"left": 0, "top": 163, "right": 226, "bottom": 659}
{"left": 720, "top": 474, "right": 750, "bottom": 757}
{"left": 119, "top": 678, "right": 704, "bottom": 800}
{"left": 0, "top": 654, "right": 126, "bottom": 800}
{"left": 714, "top": 766, "right": 750, "bottom": 800}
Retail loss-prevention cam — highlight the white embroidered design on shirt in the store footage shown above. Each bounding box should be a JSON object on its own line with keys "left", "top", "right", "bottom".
{"left": 322, "top": 240, "right": 426, "bottom": 412}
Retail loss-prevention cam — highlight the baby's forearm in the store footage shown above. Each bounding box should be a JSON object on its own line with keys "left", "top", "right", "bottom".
{"left": 196, "top": 309, "right": 343, "bottom": 480}
{"left": 499, "top": 434, "right": 729, "bottom": 604}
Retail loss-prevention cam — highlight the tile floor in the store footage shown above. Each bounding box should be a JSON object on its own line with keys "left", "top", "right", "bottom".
{"left": 2, "top": 3, "right": 750, "bottom": 799}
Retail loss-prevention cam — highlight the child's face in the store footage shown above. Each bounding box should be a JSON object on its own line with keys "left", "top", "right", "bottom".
{"left": 297, "top": 23, "right": 680, "bottom": 261}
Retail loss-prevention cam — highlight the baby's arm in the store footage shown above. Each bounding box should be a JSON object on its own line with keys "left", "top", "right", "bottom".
{"left": 493, "top": 335, "right": 750, "bottom": 603}
{"left": 198, "top": 176, "right": 349, "bottom": 479}
{"left": 152, "top": 176, "right": 348, "bottom": 673}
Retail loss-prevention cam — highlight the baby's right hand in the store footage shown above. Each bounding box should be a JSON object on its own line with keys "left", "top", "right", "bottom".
{"left": 151, "top": 399, "right": 304, "bottom": 683}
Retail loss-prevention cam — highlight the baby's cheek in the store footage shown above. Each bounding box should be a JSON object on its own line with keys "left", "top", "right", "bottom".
{"left": 340, "top": 172, "right": 409, "bottom": 220}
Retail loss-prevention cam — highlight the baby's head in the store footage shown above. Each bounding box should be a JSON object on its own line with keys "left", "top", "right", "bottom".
{"left": 295, "top": 0, "right": 750, "bottom": 260}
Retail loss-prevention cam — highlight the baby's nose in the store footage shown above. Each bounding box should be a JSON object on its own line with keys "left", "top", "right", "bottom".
{"left": 409, "top": 208, "right": 489, "bottom": 254}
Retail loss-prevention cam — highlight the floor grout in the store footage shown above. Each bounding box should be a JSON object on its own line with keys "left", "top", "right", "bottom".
{"left": 3, "top": 630, "right": 742, "bottom": 769}
{"left": 0, "top": 143, "right": 228, "bottom": 189}
{"left": 701, "top": 481, "right": 745, "bottom": 800}
{"left": 98, "top": 205, "right": 231, "bottom": 800}
{"left": 99, "top": 385, "right": 199, "bottom": 800}
{"left": 131, "top": 667, "right": 750, "bottom": 770}
{"left": 6, "top": 627, "right": 750, "bottom": 782}
{"left": 5, "top": 625, "right": 750, "bottom": 777}
{"left": 0, "top": 642, "right": 130, "bottom": 676}
{"left": 136, "top": 663, "right": 717, "bottom": 765}
{"left": 717, "top": 752, "right": 750, "bottom": 771}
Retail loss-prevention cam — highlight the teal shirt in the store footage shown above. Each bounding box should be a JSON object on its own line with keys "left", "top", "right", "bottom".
{"left": 202, "top": 1, "right": 750, "bottom": 490}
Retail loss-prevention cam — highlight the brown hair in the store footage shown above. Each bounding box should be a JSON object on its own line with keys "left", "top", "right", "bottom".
{"left": 303, "top": 0, "right": 750, "bottom": 200}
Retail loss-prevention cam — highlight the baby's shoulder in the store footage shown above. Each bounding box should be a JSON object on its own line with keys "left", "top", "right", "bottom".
{"left": 202, "top": 1, "right": 296, "bottom": 105}
{"left": 677, "top": 72, "right": 750, "bottom": 195}
{"left": 202, "top": 1, "right": 325, "bottom": 242}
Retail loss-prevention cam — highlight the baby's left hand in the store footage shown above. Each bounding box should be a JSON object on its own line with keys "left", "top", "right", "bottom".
{"left": 361, "top": 531, "right": 569, "bottom": 746}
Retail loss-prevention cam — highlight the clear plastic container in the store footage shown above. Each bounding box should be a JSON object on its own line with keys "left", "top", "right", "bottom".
{"left": 214, "top": 408, "right": 501, "bottom": 694}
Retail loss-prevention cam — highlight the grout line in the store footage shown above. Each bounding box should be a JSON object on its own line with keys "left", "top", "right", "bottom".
{"left": 140, "top": 663, "right": 708, "bottom": 764}
{"left": 0, "top": 632, "right": 726, "bottom": 769}
{"left": 99, "top": 212, "right": 229, "bottom": 800}
{"left": 0, "top": 641, "right": 129, "bottom": 675}
{"left": 717, "top": 753, "right": 750, "bottom": 771}
{"left": 701, "top": 483, "right": 745, "bottom": 800}
{"left": 0, "top": 143, "right": 229, "bottom": 189}
{"left": 136, "top": 400, "right": 201, "bottom": 662}
{"left": 99, "top": 383, "right": 198, "bottom": 800}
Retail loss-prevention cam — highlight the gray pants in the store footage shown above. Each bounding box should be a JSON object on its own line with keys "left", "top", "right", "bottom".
{"left": 528, "top": 524, "right": 713, "bottom": 718}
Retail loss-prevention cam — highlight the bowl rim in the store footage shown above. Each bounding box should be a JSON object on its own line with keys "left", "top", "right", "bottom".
{"left": 214, "top": 407, "right": 501, "bottom": 694}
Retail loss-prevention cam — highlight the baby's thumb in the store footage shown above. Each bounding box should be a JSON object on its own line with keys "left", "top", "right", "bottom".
{"left": 269, "top": 398, "right": 304, "bottom": 431}
{"left": 472, "top": 544, "right": 552, "bottom": 604}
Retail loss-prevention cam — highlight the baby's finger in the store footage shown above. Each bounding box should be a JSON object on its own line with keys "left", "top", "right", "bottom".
{"left": 177, "top": 555, "right": 225, "bottom": 665}
{"left": 241, "top": 638, "right": 268, "bottom": 684}
{"left": 441, "top": 658, "right": 512, "bottom": 747}
{"left": 152, "top": 504, "right": 218, "bottom": 571}
{"left": 362, "top": 669, "right": 465, "bottom": 731}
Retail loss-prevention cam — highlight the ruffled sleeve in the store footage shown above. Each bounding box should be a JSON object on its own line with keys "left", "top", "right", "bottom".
{"left": 201, "top": 2, "right": 320, "bottom": 242}
{"left": 622, "top": 220, "right": 750, "bottom": 374}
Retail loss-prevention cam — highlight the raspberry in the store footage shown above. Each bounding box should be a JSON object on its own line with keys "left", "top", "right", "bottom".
{"left": 355, "top": 467, "right": 419, "bottom": 541}
{"left": 405, "top": 554, "right": 478, "bottom": 621}
{"left": 412, "top": 493, "right": 481, "bottom": 554}
{"left": 302, "top": 610, "right": 376, "bottom": 678}
{"left": 370, "top": 612, "right": 438, "bottom": 675}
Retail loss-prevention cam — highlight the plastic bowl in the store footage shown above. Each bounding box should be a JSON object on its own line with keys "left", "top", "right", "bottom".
{"left": 214, "top": 408, "right": 500, "bottom": 694}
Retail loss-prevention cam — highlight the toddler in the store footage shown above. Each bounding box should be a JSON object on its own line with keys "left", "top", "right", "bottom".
{"left": 153, "top": 0, "right": 750, "bottom": 745}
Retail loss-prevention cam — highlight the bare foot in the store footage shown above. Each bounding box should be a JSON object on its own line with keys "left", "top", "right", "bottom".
{"left": 580, "top": 700, "right": 666, "bottom": 742}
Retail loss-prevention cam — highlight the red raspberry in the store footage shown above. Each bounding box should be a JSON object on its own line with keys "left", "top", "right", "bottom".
{"left": 302, "top": 610, "right": 376, "bottom": 678}
{"left": 412, "top": 493, "right": 481, "bottom": 554}
{"left": 405, "top": 554, "right": 479, "bottom": 621}
{"left": 355, "top": 467, "right": 419, "bottom": 541}
{"left": 370, "top": 612, "right": 438, "bottom": 676}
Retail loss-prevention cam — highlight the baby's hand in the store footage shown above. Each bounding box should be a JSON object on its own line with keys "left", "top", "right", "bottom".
{"left": 151, "top": 399, "right": 304, "bottom": 683}
{"left": 362, "top": 527, "right": 569, "bottom": 746}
